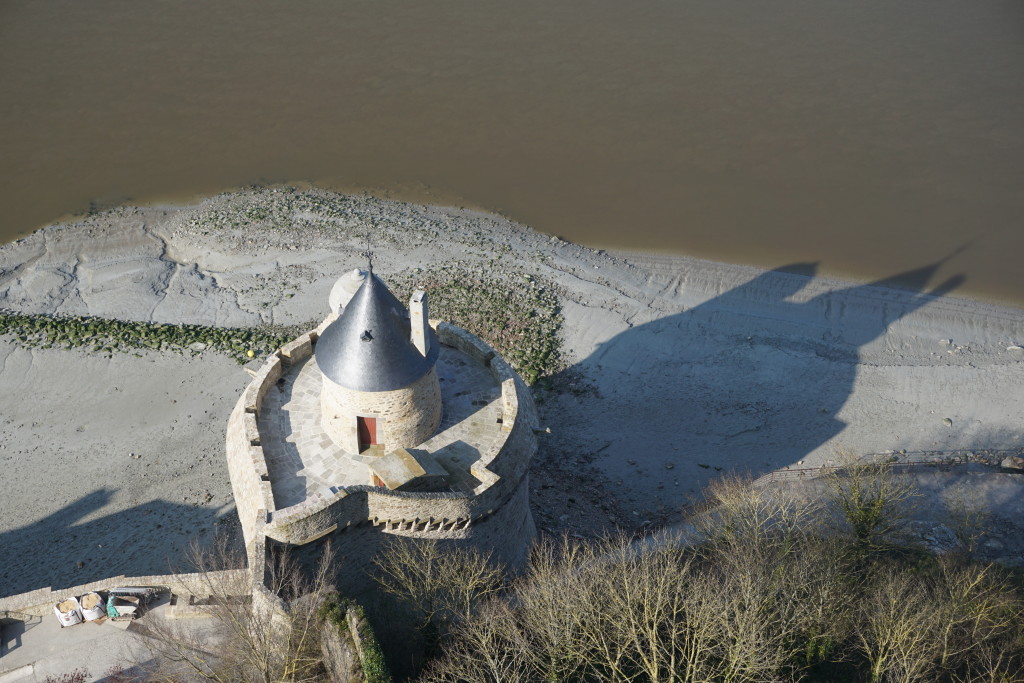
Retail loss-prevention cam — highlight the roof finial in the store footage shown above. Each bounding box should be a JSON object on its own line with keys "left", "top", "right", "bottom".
{"left": 362, "top": 231, "right": 374, "bottom": 274}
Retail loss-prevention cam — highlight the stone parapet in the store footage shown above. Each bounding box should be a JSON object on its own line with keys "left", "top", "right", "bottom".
{"left": 0, "top": 569, "right": 249, "bottom": 617}
{"left": 437, "top": 322, "right": 494, "bottom": 364}
{"left": 225, "top": 332, "right": 324, "bottom": 551}
{"left": 262, "top": 383, "right": 534, "bottom": 550}
{"left": 315, "top": 315, "right": 336, "bottom": 337}
{"left": 227, "top": 353, "right": 287, "bottom": 551}
{"left": 280, "top": 331, "right": 317, "bottom": 365}
{"left": 264, "top": 485, "right": 477, "bottom": 545}
{"left": 243, "top": 412, "right": 261, "bottom": 445}
{"left": 243, "top": 354, "right": 283, "bottom": 415}
{"left": 262, "top": 416, "right": 533, "bottom": 547}
{"left": 228, "top": 320, "right": 538, "bottom": 597}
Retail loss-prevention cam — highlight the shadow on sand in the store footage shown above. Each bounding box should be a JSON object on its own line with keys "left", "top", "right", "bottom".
{"left": 0, "top": 488, "right": 241, "bottom": 599}
{"left": 541, "top": 256, "right": 965, "bottom": 513}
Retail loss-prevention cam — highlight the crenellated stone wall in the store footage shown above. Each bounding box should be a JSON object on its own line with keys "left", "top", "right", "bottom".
{"left": 225, "top": 329, "right": 323, "bottom": 555}
{"left": 226, "top": 320, "right": 537, "bottom": 597}
{"left": 261, "top": 394, "right": 535, "bottom": 543}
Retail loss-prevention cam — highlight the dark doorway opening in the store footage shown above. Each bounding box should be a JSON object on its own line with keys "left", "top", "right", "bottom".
{"left": 357, "top": 416, "right": 378, "bottom": 452}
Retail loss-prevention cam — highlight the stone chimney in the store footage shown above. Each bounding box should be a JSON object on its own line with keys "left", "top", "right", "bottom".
{"left": 410, "top": 290, "right": 430, "bottom": 357}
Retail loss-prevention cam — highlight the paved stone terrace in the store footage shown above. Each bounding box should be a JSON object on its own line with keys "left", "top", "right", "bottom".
{"left": 258, "top": 343, "right": 503, "bottom": 509}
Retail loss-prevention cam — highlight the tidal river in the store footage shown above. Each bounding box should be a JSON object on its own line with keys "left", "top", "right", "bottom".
{"left": 1, "top": 0, "right": 1022, "bottom": 302}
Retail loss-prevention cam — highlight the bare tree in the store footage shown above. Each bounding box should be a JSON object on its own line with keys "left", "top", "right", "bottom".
{"left": 932, "top": 558, "right": 1022, "bottom": 675}
{"left": 597, "top": 538, "right": 712, "bottom": 683}
{"left": 693, "top": 474, "right": 851, "bottom": 678}
{"left": 137, "top": 536, "right": 334, "bottom": 683}
{"left": 856, "top": 567, "right": 942, "bottom": 683}
{"left": 952, "top": 633, "right": 1024, "bottom": 683}
{"left": 694, "top": 473, "right": 824, "bottom": 553}
{"left": 417, "top": 600, "right": 530, "bottom": 683}
{"left": 407, "top": 468, "right": 1024, "bottom": 683}
{"left": 941, "top": 481, "right": 991, "bottom": 556}
{"left": 418, "top": 537, "right": 603, "bottom": 683}
{"left": 371, "top": 537, "right": 503, "bottom": 632}
{"left": 823, "top": 449, "right": 920, "bottom": 558}
{"left": 777, "top": 533, "right": 854, "bottom": 670}
{"left": 514, "top": 536, "right": 594, "bottom": 681}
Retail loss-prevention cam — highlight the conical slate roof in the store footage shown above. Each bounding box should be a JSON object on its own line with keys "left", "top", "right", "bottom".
{"left": 315, "top": 273, "right": 439, "bottom": 392}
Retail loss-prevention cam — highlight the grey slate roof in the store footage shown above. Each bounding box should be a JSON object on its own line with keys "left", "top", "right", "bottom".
{"left": 315, "top": 272, "right": 439, "bottom": 392}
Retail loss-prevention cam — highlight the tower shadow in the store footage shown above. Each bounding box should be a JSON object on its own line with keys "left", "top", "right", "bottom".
{"left": 543, "top": 255, "right": 965, "bottom": 511}
{"left": 0, "top": 489, "right": 240, "bottom": 599}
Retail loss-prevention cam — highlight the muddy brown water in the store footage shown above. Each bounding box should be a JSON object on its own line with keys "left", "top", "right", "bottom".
{"left": 1, "top": 1, "right": 1022, "bottom": 302}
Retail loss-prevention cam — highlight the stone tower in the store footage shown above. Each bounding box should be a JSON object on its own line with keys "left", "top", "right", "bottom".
{"left": 315, "top": 273, "right": 442, "bottom": 454}
{"left": 225, "top": 267, "right": 538, "bottom": 596}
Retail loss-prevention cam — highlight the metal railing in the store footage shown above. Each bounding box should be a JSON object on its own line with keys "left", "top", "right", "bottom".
{"left": 752, "top": 447, "right": 1023, "bottom": 488}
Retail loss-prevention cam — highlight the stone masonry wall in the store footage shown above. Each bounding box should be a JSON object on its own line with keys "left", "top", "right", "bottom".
{"left": 270, "top": 470, "right": 536, "bottom": 597}
{"left": 320, "top": 367, "right": 442, "bottom": 454}
{"left": 226, "top": 398, "right": 273, "bottom": 551}
{"left": 262, "top": 325, "right": 538, "bottom": 547}
{"left": 228, "top": 321, "right": 537, "bottom": 597}
{"left": 0, "top": 569, "right": 250, "bottom": 617}
{"left": 225, "top": 330, "right": 320, "bottom": 554}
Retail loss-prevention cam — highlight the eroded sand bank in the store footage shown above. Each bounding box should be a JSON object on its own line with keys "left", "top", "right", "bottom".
{"left": 1, "top": 189, "right": 1022, "bottom": 596}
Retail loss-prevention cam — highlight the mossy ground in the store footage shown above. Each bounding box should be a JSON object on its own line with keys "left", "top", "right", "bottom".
{"left": 390, "top": 262, "right": 564, "bottom": 385}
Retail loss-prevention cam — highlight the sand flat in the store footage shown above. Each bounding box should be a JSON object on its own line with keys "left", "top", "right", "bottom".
{"left": 1, "top": 190, "right": 1022, "bottom": 596}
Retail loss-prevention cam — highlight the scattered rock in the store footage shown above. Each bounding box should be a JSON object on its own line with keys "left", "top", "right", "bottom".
{"left": 919, "top": 523, "right": 958, "bottom": 554}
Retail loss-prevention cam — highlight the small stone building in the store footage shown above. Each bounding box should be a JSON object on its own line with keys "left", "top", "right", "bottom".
{"left": 225, "top": 268, "right": 538, "bottom": 595}
{"left": 316, "top": 273, "right": 442, "bottom": 459}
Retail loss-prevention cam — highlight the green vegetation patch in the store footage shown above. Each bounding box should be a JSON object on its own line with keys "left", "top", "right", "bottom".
{"left": 183, "top": 187, "right": 355, "bottom": 233}
{"left": 320, "top": 594, "right": 393, "bottom": 683}
{"left": 178, "top": 186, "right": 434, "bottom": 247}
{"left": 0, "top": 310, "right": 300, "bottom": 364}
{"left": 390, "top": 263, "right": 564, "bottom": 384}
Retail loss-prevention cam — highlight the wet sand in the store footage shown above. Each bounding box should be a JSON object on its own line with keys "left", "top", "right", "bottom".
{"left": 1, "top": 191, "right": 1022, "bottom": 596}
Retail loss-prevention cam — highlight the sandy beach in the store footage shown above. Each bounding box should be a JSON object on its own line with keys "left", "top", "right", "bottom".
{"left": 1, "top": 188, "right": 1023, "bottom": 597}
